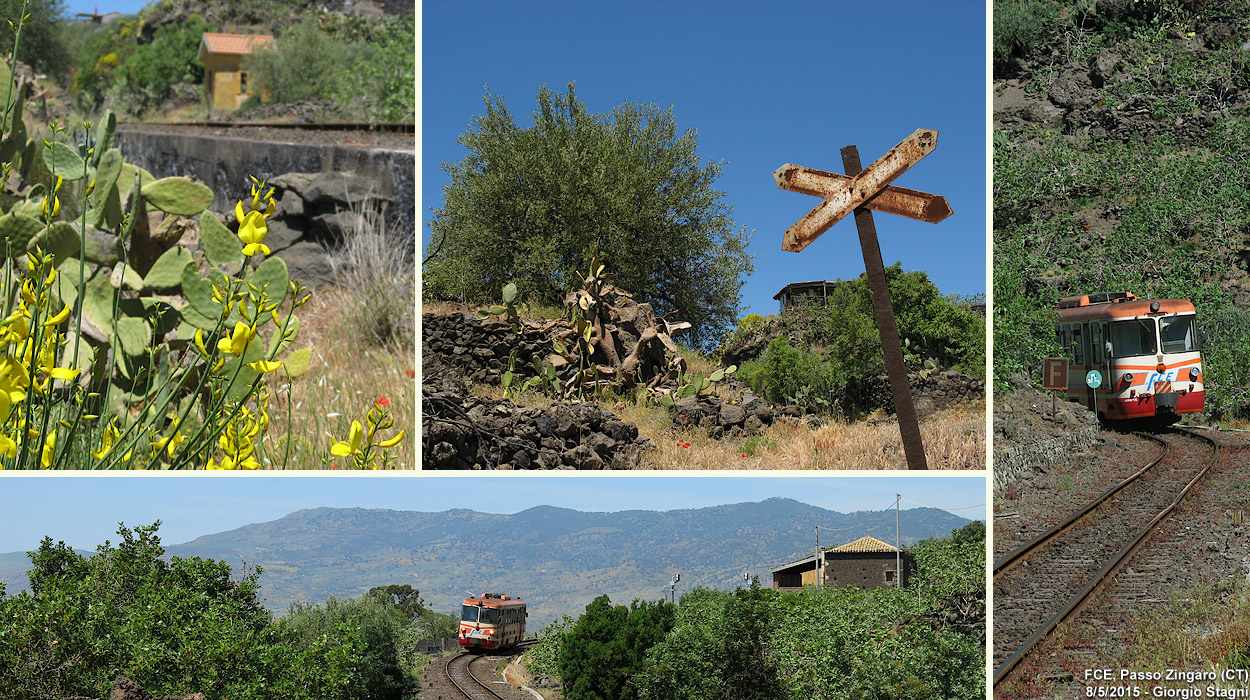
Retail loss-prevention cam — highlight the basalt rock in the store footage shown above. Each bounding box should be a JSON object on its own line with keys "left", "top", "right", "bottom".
{"left": 422, "top": 381, "right": 652, "bottom": 469}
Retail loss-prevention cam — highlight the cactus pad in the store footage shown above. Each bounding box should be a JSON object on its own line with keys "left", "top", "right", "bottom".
{"left": 143, "top": 246, "right": 191, "bottom": 289}
{"left": 180, "top": 264, "right": 220, "bottom": 320}
{"left": 281, "top": 347, "right": 312, "bottom": 378}
{"left": 42, "top": 141, "right": 86, "bottom": 181}
{"left": 29, "top": 222, "right": 81, "bottom": 264}
{"left": 141, "top": 176, "right": 215, "bottom": 216}
{"left": 115, "top": 316, "right": 151, "bottom": 357}
{"left": 246, "top": 256, "right": 289, "bottom": 305}
{"left": 199, "top": 211, "right": 243, "bottom": 266}
{"left": 0, "top": 212, "right": 43, "bottom": 257}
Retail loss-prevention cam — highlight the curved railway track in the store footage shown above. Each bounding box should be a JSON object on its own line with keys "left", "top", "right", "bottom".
{"left": 442, "top": 642, "right": 537, "bottom": 700}
{"left": 993, "top": 428, "right": 1220, "bottom": 690}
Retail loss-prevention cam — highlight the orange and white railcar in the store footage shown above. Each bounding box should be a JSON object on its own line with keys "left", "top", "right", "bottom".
{"left": 458, "top": 593, "right": 526, "bottom": 651}
{"left": 1054, "top": 292, "right": 1203, "bottom": 422}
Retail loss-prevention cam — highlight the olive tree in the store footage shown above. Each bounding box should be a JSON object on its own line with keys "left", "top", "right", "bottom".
{"left": 424, "top": 83, "right": 754, "bottom": 349}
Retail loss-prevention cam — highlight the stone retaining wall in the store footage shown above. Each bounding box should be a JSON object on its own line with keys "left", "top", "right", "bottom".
{"left": 115, "top": 128, "right": 414, "bottom": 235}
{"left": 992, "top": 425, "right": 1101, "bottom": 494}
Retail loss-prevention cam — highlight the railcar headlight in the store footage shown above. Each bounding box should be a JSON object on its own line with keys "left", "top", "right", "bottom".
{"left": 1123, "top": 373, "right": 1134, "bottom": 384}
{"left": 1156, "top": 362, "right": 1167, "bottom": 373}
{"left": 1189, "top": 368, "right": 1199, "bottom": 381}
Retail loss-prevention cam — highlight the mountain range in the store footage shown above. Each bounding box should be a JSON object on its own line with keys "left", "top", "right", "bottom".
{"left": 1, "top": 498, "right": 972, "bottom": 626}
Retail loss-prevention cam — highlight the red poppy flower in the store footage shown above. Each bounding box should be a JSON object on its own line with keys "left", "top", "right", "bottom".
{"left": 405, "top": 369, "right": 416, "bottom": 378}
{"left": 376, "top": 396, "right": 390, "bottom": 408}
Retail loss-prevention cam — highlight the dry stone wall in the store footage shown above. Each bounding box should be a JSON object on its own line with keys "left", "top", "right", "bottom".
{"left": 423, "top": 379, "right": 652, "bottom": 469}
{"left": 116, "top": 128, "right": 414, "bottom": 290}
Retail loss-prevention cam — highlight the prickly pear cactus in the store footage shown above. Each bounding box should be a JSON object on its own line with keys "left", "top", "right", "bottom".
{"left": 0, "top": 107, "right": 311, "bottom": 415}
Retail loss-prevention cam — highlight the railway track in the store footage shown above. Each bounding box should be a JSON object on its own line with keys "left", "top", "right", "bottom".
{"left": 992, "top": 427, "right": 1220, "bottom": 691}
{"left": 442, "top": 642, "right": 537, "bottom": 700}
{"left": 115, "top": 120, "right": 414, "bottom": 149}
{"left": 125, "top": 120, "right": 413, "bottom": 133}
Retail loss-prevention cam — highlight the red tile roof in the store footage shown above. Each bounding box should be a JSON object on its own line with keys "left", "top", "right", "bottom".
{"left": 829, "top": 535, "right": 898, "bottom": 553}
{"left": 198, "top": 33, "right": 274, "bottom": 60}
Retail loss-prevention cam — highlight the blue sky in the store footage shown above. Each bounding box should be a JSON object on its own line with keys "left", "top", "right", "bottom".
{"left": 0, "top": 474, "right": 985, "bottom": 552}
{"left": 62, "top": 1, "right": 146, "bottom": 19}
{"left": 421, "top": 0, "right": 987, "bottom": 318}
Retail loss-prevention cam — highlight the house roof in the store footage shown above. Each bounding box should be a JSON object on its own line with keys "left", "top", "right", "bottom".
{"left": 772, "top": 280, "right": 839, "bottom": 301}
{"left": 829, "top": 535, "right": 898, "bottom": 553}
{"left": 769, "top": 554, "right": 817, "bottom": 574}
{"left": 197, "top": 33, "right": 275, "bottom": 61}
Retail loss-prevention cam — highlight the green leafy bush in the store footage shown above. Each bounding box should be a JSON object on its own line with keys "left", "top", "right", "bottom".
{"left": 632, "top": 557, "right": 985, "bottom": 700}
{"left": 0, "top": 522, "right": 363, "bottom": 699}
{"left": 558, "top": 596, "right": 675, "bottom": 700}
{"left": 525, "top": 613, "right": 575, "bottom": 678}
{"left": 993, "top": 0, "right": 1059, "bottom": 72}
{"left": 329, "top": 18, "right": 414, "bottom": 122}
{"left": 245, "top": 18, "right": 363, "bottom": 106}
{"left": 740, "top": 265, "right": 984, "bottom": 410}
{"left": 424, "top": 83, "right": 753, "bottom": 350}
{"left": 108, "top": 16, "right": 215, "bottom": 116}
{"left": 282, "top": 593, "right": 417, "bottom": 699}
{"left": 0, "top": 0, "right": 71, "bottom": 79}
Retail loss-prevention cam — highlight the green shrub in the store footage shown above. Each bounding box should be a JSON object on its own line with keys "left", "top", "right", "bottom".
{"left": 993, "top": 0, "right": 1058, "bottom": 71}
{"left": 525, "top": 614, "right": 576, "bottom": 679}
{"left": 424, "top": 83, "right": 753, "bottom": 350}
{"left": 245, "top": 18, "right": 363, "bottom": 106}
{"left": 109, "top": 16, "right": 214, "bottom": 116}
{"left": 0, "top": 522, "right": 363, "bottom": 699}
{"left": 329, "top": 18, "right": 414, "bottom": 122}
{"left": 281, "top": 593, "right": 416, "bottom": 700}
{"left": 558, "top": 596, "right": 675, "bottom": 700}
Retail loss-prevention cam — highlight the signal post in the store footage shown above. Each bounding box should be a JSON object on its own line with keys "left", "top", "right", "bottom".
{"left": 773, "top": 129, "right": 952, "bottom": 470}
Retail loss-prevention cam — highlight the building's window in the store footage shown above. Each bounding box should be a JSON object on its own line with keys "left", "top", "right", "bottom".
{"left": 240, "top": 71, "right": 249, "bottom": 93}
{"left": 884, "top": 569, "right": 896, "bottom": 584}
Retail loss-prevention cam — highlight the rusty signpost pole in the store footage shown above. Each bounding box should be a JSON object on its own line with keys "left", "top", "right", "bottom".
{"left": 841, "top": 144, "right": 928, "bottom": 469}
{"left": 774, "top": 129, "right": 951, "bottom": 470}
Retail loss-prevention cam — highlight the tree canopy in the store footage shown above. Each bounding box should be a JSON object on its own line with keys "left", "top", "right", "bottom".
{"left": 0, "top": 522, "right": 401, "bottom": 699}
{"left": 424, "top": 83, "right": 754, "bottom": 349}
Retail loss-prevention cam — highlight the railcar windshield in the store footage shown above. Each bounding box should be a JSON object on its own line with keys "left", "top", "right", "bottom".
{"left": 480, "top": 608, "right": 501, "bottom": 624}
{"left": 1160, "top": 314, "right": 1198, "bottom": 353}
{"left": 461, "top": 605, "right": 479, "bottom": 622}
{"left": 1108, "top": 319, "right": 1157, "bottom": 357}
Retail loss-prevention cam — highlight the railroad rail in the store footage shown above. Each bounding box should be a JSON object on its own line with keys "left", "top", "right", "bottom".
{"left": 992, "top": 428, "right": 1220, "bottom": 691}
{"left": 120, "top": 120, "right": 413, "bottom": 133}
{"left": 442, "top": 642, "right": 536, "bottom": 700}
{"left": 445, "top": 652, "right": 509, "bottom": 700}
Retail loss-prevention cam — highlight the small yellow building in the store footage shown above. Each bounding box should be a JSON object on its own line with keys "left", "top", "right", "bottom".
{"left": 197, "top": 33, "right": 275, "bottom": 111}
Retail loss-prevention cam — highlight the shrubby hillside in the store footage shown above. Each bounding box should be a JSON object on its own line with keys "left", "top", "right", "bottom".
{"left": 994, "top": 0, "right": 1250, "bottom": 418}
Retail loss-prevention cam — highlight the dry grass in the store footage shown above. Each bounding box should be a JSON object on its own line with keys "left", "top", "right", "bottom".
{"left": 626, "top": 397, "right": 985, "bottom": 470}
{"left": 327, "top": 196, "right": 415, "bottom": 347}
{"left": 469, "top": 383, "right": 984, "bottom": 470}
{"left": 262, "top": 285, "right": 416, "bottom": 469}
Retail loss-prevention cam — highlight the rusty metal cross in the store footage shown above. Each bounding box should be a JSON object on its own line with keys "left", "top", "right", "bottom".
{"left": 774, "top": 128, "right": 952, "bottom": 470}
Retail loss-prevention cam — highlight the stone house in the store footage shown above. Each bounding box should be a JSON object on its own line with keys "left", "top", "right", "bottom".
{"left": 197, "top": 33, "right": 275, "bottom": 111}
{"left": 770, "top": 535, "right": 914, "bottom": 592}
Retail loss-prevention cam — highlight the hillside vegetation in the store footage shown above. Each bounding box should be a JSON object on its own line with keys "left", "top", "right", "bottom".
{"left": 28, "top": 0, "right": 413, "bottom": 121}
{"left": 994, "top": 0, "right": 1250, "bottom": 419}
{"left": 523, "top": 521, "right": 986, "bottom": 700}
{"left": 0, "top": 523, "right": 451, "bottom": 699}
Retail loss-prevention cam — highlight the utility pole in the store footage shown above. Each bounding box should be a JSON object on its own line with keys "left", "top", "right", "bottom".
{"left": 815, "top": 525, "right": 822, "bottom": 590}
{"left": 895, "top": 493, "right": 902, "bottom": 588}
